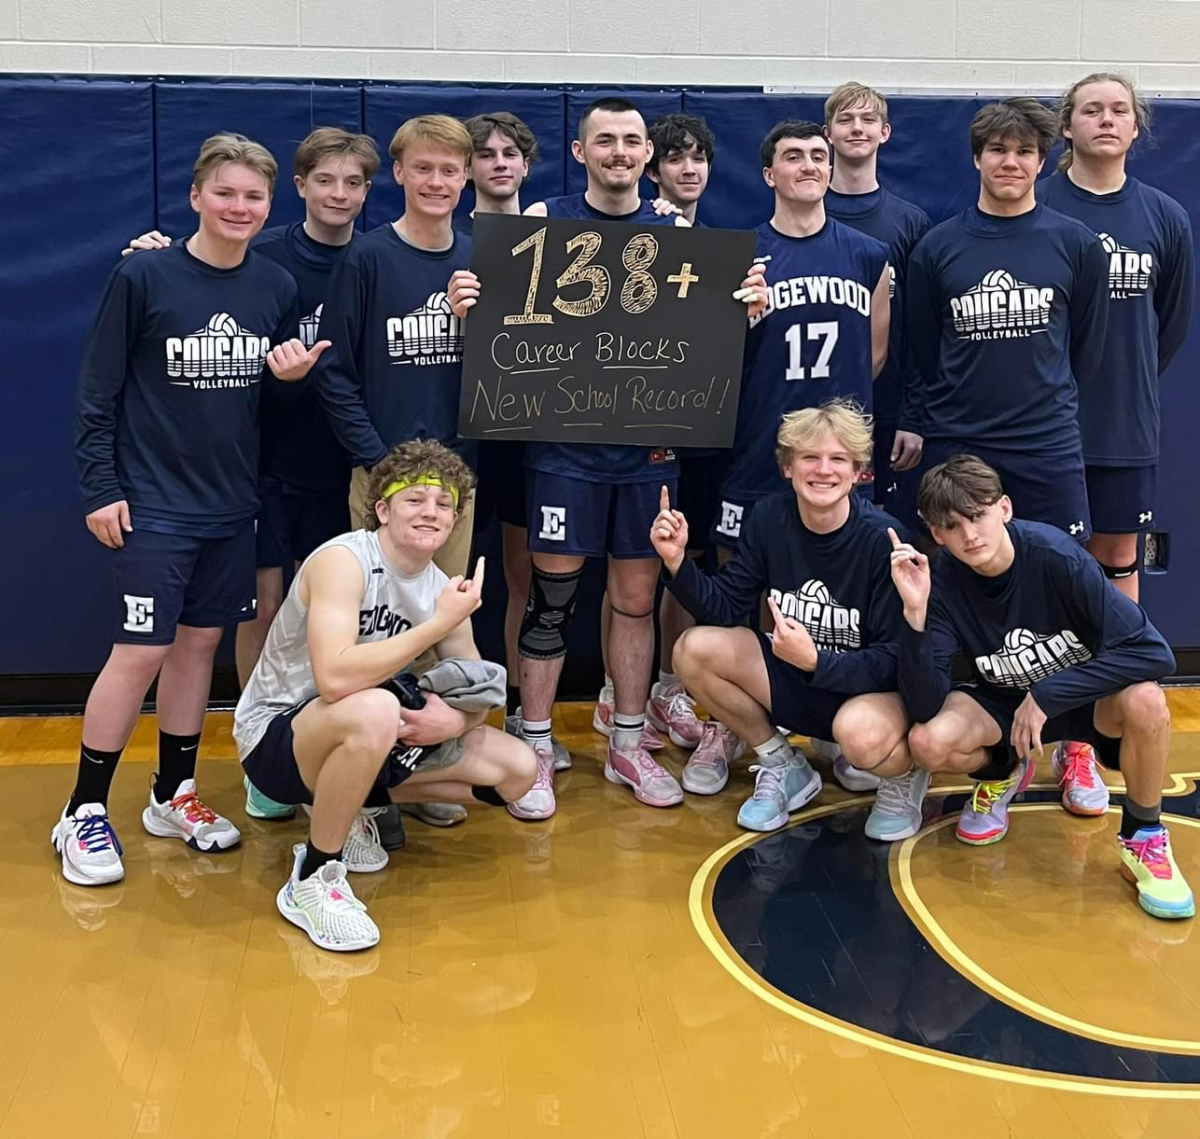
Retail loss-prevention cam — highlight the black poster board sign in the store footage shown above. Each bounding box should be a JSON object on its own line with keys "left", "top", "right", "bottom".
{"left": 459, "top": 213, "right": 756, "bottom": 448}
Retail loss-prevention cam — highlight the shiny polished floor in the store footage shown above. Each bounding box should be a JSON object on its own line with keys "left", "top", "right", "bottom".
{"left": 5, "top": 696, "right": 1200, "bottom": 1138}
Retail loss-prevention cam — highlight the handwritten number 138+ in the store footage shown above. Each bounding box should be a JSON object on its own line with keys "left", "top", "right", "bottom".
{"left": 505, "top": 227, "right": 659, "bottom": 327}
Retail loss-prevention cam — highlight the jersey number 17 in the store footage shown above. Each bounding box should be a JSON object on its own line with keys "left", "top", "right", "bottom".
{"left": 784, "top": 321, "right": 839, "bottom": 380}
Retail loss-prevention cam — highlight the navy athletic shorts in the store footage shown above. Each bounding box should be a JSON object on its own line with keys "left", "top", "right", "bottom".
{"left": 1085, "top": 464, "right": 1157, "bottom": 535}
{"left": 871, "top": 419, "right": 921, "bottom": 531}
{"left": 920, "top": 440, "right": 1091, "bottom": 542}
{"left": 755, "top": 631, "right": 849, "bottom": 740}
{"left": 474, "top": 440, "right": 527, "bottom": 530}
{"left": 241, "top": 698, "right": 318, "bottom": 806}
{"left": 526, "top": 471, "right": 676, "bottom": 559}
{"left": 676, "top": 451, "right": 728, "bottom": 554}
{"left": 112, "top": 522, "right": 256, "bottom": 645}
{"left": 256, "top": 486, "right": 348, "bottom": 569}
{"left": 952, "top": 683, "right": 1121, "bottom": 770}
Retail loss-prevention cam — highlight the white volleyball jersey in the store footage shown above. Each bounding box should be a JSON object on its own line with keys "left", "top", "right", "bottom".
{"left": 233, "top": 529, "right": 447, "bottom": 758}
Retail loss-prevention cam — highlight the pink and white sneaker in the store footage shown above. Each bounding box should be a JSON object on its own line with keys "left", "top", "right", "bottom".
{"left": 141, "top": 778, "right": 241, "bottom": 852}
{"left": 605, "top": 742, "right": 684, "bottom": 807}
{"left": 646, "top": 682, "right": 705, "bottom": 748}
{"left": 681, "top": 721, "right": 743, "bottom": 795}
{"left": 507, "top": 742, "right": 557, "bottom": 821}
{"left": 1051, "top": 741, "right": 1110, "bottom": 817}
{"left": 593, "top": 689, "right": 664, "bottom": 751}
{"left": 51, "top": 802, "right": 125, "bottom": 887}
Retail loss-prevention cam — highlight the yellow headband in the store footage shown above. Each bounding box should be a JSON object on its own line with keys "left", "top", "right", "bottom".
{"left": 382, "top": 474, "right": 460, "bottom": 509}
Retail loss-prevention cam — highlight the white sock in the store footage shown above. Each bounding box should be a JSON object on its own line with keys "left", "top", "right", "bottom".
{"left": 657, "top": 669, "right": 680, "bottom": 692}
{"left": 521, "top": 717, "right": 552, "bottom": 744}
{"left": 613, "top": 714, "right": 644, "bottom": 752}
{"left": 753, "top": 733, "right": 795, "bottom": 767}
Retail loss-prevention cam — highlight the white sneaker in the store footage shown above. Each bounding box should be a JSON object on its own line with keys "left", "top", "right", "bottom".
{"left": 342, "top": 809, "right": 389, "bottom": 873}
{"left": 507, "top": 740, "right": 556, "bottom": 820}
{"left": 865, "top": 768, "right": 931, "bottom": 842}
{"left": 832, "top": 754, "right": 883, "bottom": 793}
{"left": 277, "top": 844, "right": 380, "bottom": 952}
{"left": 505, "top": 708, "right": 573, "bottom": 770}
{"left": 51, "top": 802, "right": 125, "bottom": 887}
{"left": 141, "top": 778, "right": 241, "bottom": 852}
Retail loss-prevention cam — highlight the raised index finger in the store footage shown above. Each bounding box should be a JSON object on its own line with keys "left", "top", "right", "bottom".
{"left": 887, "top": 526, "right": 902, "bottom": 550}
{"left": 660, "top": 484, "right": 671, "bottom": 513}
{"left": 472, "top": 555, "right": 486, "bottom": 592}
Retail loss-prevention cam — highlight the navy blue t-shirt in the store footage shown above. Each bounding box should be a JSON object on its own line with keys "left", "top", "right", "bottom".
{"left": 669, "top": 490, "right": 907, "bottom": 695}
{"left": 901, "top": 519, "right": 1174, "bottom": 723}
{"left": 77, "top": 240, "right": 298, "bottom": 535}
{"left": 905, "top": 204, "right": 1109, "bottom": 455}
{"left": 524, "top": 193, "right": 687, "bottom": 484}
{"left": 1038, "top": 173, "right": 1195, "bottom": 466}
{"left": 315, "top": 223, "right": 474, "bottom": 470}
{"left": 721, "top": 219, "right": 888, "bottom": 502}
{"left": 825, "top": 187, "right": 931, "bottom": 425}
{"left": 252, "top": 222, "right": 352, "bottom": 493}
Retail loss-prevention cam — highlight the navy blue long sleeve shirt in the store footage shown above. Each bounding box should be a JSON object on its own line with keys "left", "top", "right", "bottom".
{"left": 668, "top": 490, "right": 907, "bottom": 695}
{"left": 314, "top": 223, "right": 474, "bottom": 470}
{"left": 76, "top": 240, "right": 298, "bottom": 535}
{"left": 524, "top": 193, "right": 686, "bottom": 485}
{"left": 825, "top": 186, "right": 931, "bottom": 426}
{"left": 900, "top": 519, "right": 1175, "bottom": 723}
{"left": 904, "top": 204, "right": 1109, "bottom": 454}
{"left": 253, "top": 222, "right": 353, "bottom": 493}
{"left": 1038, "top": 173, "right": 1195, "bottom": 466}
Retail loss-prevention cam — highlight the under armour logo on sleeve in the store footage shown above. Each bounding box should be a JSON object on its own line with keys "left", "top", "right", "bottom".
{"left": 1068, "top": 522, "right": 1085, "bottom": 536}
{"left": 1139, "top": 511, "right": 1153, "bottom": 524}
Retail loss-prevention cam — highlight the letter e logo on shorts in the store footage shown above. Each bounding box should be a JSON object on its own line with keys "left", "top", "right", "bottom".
{"left": 123, "top": 594, "right": 155, "bottom": 634}
{"left": 539, "top": 506, "right": 567, "bottom": 541}
{"left": 716, "top": 501, "right": 744, "bottom": 539}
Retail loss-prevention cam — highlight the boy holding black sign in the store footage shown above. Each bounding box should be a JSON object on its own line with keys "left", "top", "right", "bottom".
{"left": 448, "top": 98, "right": 765, "bottom": 819}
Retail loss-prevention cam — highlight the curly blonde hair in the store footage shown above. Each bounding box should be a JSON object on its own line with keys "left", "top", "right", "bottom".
{"left": 363, "top": 439, "right": 477, "bottom": 530}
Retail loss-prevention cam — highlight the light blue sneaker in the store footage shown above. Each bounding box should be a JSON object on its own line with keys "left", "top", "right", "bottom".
{"left": 244, "top": 776, "right": 296, "bottom": 821}
{"left": 737, "top": 757, "right": 822, "bottom": 832}
{"left": 865, "top": 768, "right": 931, "bottom": 842}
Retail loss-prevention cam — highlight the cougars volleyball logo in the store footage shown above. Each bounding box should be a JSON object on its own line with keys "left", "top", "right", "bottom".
{"left": 386, "top": 292, "right": 463, "bottom": 366}
{"left": 1099, "top": 233, "right": 1154, "bottom": 299}
{"left": 165, "top": 312, "right": 270, "bottom": 387}
{"left": 949, "top": 270, "right": 1054, "bottom": 340}
{"left": 975, "top": 627, "right": 1092, "bottom": 688}
{"left": 769, "top": 580, "right": 861, "bottom": 651}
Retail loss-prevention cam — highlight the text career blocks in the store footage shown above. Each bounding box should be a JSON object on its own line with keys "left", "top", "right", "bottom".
{"left": 460, "top": 213, "right": 756, "bottom": 448}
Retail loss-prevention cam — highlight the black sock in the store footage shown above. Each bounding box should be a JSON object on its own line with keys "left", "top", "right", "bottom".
{"left": 506, "top": 686, "right": 521, "bottom": 716}
{"left": 154, "top": 730, "right": 201, "bottom": 803}
{"left": 69, "top": 744, "right": 124, "bottom": 813}
{"left": 1121, "top": 798, "right": 1161, "bottom": 839}
{"left": 972, "top": 745, "right": 1017, "bottom": 782}
{"left": 300, "top": 840, "right": 342, "bottom": 880}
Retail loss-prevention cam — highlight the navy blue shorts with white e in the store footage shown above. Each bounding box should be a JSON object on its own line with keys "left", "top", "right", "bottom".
{"left": 527, "top": 471, "right": 677, "bottom": 559}
{"left": 1085, "top": 465, "right": 1156, "bottom": 535}
{"left": 256, "top": 486, "right": 349, "bottom": 569}
{"left": 755, "top": 631, "right": 847, "bottom": 740}
{"left": 921, "top": 440, "right": 1091, "bottom": 541}
{"left": 112, "top": 523, "right": 256, "bottom": 646}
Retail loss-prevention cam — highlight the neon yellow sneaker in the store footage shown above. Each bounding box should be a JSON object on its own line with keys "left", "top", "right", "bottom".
{"left": 1118, "top": 826, "right": 1195, "bottom": 920}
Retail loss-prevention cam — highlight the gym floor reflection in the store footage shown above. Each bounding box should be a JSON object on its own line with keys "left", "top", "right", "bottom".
{"left": 4, "top": 696, "right": 1200, "bottom": 1139}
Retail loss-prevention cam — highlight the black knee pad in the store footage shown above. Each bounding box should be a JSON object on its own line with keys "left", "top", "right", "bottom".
{"left": 472, "top": 784, "right": 509, "bottom": 807}
{"left": 1099, "top": 561, "right": 1138, "bottom": 581}
{"left": 518, "top": 565, "right": 584, "bottom": 661}
{"left": 1092, "top": 729, "right": 1122, "bottom": 771}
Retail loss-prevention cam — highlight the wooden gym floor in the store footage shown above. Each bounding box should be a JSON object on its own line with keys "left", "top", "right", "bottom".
{"left": 5, "top": 694, "right": 1200, "bottom": 1139}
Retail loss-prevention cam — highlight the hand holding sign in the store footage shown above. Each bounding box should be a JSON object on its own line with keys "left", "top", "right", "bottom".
{"left": 733, "top": 260, "right": 769, "bottom": 321}
{"left": 448, "top": 269, "right": 481, "bottom": 319}
{"left": 650, "top": 484, "right": 689, "bottom": 575}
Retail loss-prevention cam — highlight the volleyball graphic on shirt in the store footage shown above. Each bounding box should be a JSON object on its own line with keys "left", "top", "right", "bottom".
{"left": 770, "top": 580, "right": 861, "bottom": 652}
{"left": 1097, "top": 232, "right": 1154, "bottom": 297}
{"left": 385, "top": 292, "right": 464, "bottom": 365}
{"left": 949, "top": 269, "right": 1055, "bottom": 339}
{"left": 976, "top": 627, "right": 1093, "bottom": 688}
{"left": 165, "top": 312, "right": 271, "bottom": 384}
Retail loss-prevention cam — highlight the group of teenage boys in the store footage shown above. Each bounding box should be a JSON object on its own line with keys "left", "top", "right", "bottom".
{"left": 58, "top": 73, "right": 1195, "bottom": 953}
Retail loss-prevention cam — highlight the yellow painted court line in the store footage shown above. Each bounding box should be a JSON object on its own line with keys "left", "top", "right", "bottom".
{"left": 896, "top": 806, "right": 1200, "bottom": 1054}
{"left": 689, "top": 797, "right": 1200, "bottom": 1100}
